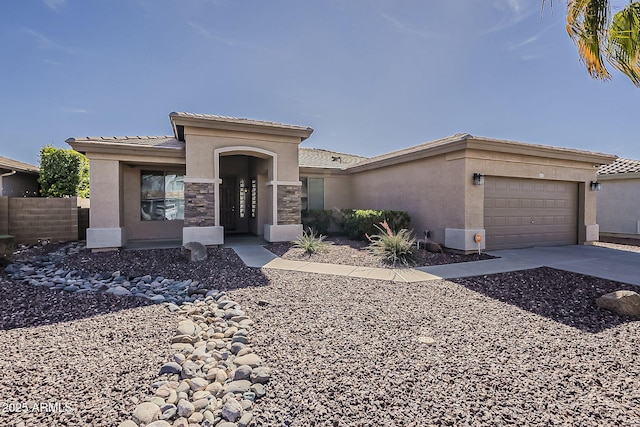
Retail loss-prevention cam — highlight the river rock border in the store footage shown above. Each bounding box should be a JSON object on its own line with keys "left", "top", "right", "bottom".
{"left": 4, "top": 243, "right": 211, "bottom": 305}
{"left": 4, "top": 243, "right": 270, "bottom": 427}
{"left": 119, "top": 295, "right": 270, "bottom": 427}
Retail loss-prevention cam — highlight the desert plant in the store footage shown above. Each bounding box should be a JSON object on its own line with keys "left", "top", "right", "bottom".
{"left": 292, "top": 227, "right": 329, "bottom": 256}
{"left": 366, "top": 221, "right": 417, "bottom": 266}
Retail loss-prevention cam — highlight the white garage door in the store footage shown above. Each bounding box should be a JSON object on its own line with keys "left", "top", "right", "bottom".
{"left": 484, "top": 177, "right": 578, "bottom": 250}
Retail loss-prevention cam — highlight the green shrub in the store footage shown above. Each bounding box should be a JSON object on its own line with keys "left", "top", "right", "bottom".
{"left": 292, "top": 227, "right": 329, "bottom": 256}
{"left": 38, "top": 145, "right": 90, "bottom": 198}
{"left": 367, "top": 221, "right": 417, "bottom": 266}
{"left": 301, "top": 209, "right": 333, "bottom": 235}
{"left": 339, "top": 209, "right": 411, "bottom": 240}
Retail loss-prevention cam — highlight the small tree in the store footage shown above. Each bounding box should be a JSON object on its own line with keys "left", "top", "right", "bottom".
{"left": 38, "top": 146, "right": 90, "bottom": 198}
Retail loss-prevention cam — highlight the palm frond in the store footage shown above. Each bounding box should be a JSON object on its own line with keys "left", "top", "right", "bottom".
{"left": 607, "top": 2, "right": 640, "bottom": 87}
{"left": 566, "top": 0, "right": 611, "bottom": 80}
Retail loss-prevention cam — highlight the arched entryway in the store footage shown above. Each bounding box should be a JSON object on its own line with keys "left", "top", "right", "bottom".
{"left": 214, "top": 146, "right": 277, "bottom": 237}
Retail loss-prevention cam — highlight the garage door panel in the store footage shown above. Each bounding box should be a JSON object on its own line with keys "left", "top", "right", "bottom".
{"left": 484, "top": 177, "right": 578, "bottom": 250}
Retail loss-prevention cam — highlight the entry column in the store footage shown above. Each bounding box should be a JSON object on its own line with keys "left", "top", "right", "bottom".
{"left": 182, "top": 178, "right": 224, "bottom": 245}
{"left": 86, "top": 159, "right": 124, "bottom": 249}
{"left": 264, "top": 181, "right": 303, "bottom": 242}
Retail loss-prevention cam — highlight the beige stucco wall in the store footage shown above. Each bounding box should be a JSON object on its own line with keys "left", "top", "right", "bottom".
{"left": 183, "top": 127, "right": 300, "bottom": 181}
{"left": 299, "top": 168, "right": 352, "bottom": 211}
{"left": 597, "top": 175, "right": 640, "bottom": 237}
{"left": 89, "top": 159, "right": 122, "bottom": 230}
{"left": 349, "top": 153, "right": 467, "bottom": 243}
{"left": 344, "top": 146, "right": 603, "bottom": 247}
{"left": 84, "top": 151, "right": 186, "bottom": 246}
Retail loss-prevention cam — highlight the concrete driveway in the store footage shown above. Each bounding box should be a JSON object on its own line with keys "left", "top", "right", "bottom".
{"left": 418, "top": 245, "right": 640, "bottom": 286}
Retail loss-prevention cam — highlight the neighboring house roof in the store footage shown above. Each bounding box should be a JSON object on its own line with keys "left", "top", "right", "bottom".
{"left": 0, "top": 155, "right": 39, "bottom": 175}
{"left": 598, "top": 157, "right": 640, "bottom": 175}
{"left": 169, "top": 112, "right": 314, "bottom": 141}
{"left": 299, "top": 148, "right": 366, "bottom": 169}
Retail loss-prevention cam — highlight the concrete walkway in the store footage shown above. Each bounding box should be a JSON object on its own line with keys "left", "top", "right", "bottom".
{"left": 417, "top": 245, "right": 640, "bottom": 286}
{"left": 229, "top": 242, "right": 640, "bottom": 286}
{"left": 227, "top": 242, "right": 439, "bottom": 283}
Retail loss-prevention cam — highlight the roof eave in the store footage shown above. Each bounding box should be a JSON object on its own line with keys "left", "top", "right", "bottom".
{"left": 66, "top": 139, "right": 185, "bottom": 158}
{"left": 169, "top": 113, "right": 314, "bottom": 141}
{"left": 347, "top": 138, "right": 469, "bottom": 172}
{"left": 347, "top": 136, "right": 617, "bottom": 173}
{"left": 466, "top": 137, "right": 617, "bottom": 165}
{"left": 0, "top": 167, "right": 39, "bottom": 175}
{"left": 299, "top": 165, "right": 352, "bottom": 174}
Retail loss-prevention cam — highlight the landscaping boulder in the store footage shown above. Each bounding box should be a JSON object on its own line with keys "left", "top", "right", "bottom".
{"left": 181, "top": 241, "right": 207, "bottom": 262}
{"left": 425, "top": 240, "right": 443, "bottom": 254}
{"left": 596, "top": 290, "right": 640, "bottom": 318}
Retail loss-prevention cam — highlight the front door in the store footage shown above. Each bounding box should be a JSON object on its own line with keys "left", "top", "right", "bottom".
{"left": 220, "top": 177, "right": 237, "bottom": 231}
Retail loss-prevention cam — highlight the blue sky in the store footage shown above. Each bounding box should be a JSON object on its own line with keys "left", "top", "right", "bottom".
{"left": 1, "top": 0, "right": 638, "bottom": 166}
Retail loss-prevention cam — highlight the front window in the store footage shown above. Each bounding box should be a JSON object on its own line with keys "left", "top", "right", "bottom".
{"left": 141, "top": 171, "right": 185, "bottom": 221}
{"left": 301, "top": 177, "right": 324, "bottom": 210}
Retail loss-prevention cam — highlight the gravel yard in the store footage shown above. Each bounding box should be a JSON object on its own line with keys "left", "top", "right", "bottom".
{"left": 231, "top": 269, "right": 640, "bottom": 426}
{"left": 0, "top": 277, "right": 175, "bottom": 426}
{"left": 1, "top": 242, "right": 639, "bottom": 426}
{"left": 266, "top": 236, "right": 494, "bottom": 268}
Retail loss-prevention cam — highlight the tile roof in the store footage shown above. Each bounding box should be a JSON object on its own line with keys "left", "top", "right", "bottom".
{"left": 349, "top": 133, "right": 615, "bottom": 170}
{"left": 348, "top": 133, "right": 470, "bottom": 169}
{"left": 170, "top": 112, "right": 314, "bottom": 133}
{"left": 0, "top": 155, "right": 39, "bottom": 174}
{"left": 65, "top": 136, "right": 184, "bottom": 149}
{"left": 299, "top": 148, "right": 367, "bottom": 169}
{"left": 598, "top": 157, "right": 640, "bottom": 175}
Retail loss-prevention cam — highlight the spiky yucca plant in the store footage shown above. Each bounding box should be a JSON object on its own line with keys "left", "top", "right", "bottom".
{"left": 366, "top": 220, "right": 417, "bottom": 266}
{"left": 292, "top": 227, "right": 328, "bottom": 256}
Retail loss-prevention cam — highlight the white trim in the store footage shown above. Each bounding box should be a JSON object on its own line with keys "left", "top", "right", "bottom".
{"left": 445, "top": 228, "right": 486, "bottom": 252}
{"left": 266, "top": 180, "right": 302, "bottom": 187}
{"left": 585, "top": 224, "right": 599, "bottom": 242}
{"left": 184, "top": 177, "right": 222, "bottom": 184}
{"left": 87, "top": 227, "right": 125, "bottom": 249}
{"left": 264, "top": 224, "right": 303, "bottom": 242}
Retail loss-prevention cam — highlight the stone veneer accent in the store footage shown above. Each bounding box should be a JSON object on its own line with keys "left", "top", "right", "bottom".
{"left": 277, "top": 185, "right": 302, "bottom": 225}
{"left": 184, "top": 182, "right": 215, "bottom": 227}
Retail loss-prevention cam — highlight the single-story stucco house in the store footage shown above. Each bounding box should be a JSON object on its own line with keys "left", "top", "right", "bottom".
{"left": 597, "top": 158, "right": 640, "bottom": 239}
{"left": 67, "top": 112, "right": 616, "bottom": 252}
{"left": 0, "top": 155, "right": 39, "bottom": 197}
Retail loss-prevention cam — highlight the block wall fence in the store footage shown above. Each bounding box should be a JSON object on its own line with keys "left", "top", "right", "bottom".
{"left": 0, "top": 196, "right": 89, "bottom": 244}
